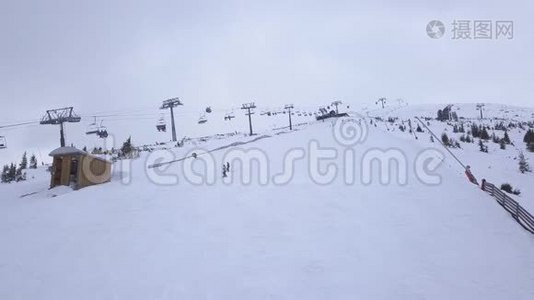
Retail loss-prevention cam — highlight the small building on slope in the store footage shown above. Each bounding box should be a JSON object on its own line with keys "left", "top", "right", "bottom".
{"left": 49, "top": 147, "right": 112, "bottom": 190}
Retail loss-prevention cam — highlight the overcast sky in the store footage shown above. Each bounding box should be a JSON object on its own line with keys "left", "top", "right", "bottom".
{"left": 1, "top": 0, "right": 533, "bottom": 124}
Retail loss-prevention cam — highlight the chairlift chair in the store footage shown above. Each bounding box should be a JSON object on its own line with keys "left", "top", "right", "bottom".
{"left": 224, "top": 112, "right": 235, "bottom": 121}
{"left": 86, "top": 117, "right": 99, "bottom": 135}
{"left": 156, "top": 117, "right": 167, "bottom": 132}
{"left": 0, "top": 136, "right": 6, "bottom": 149}
{"left": 198, "top": 115, "right": 207, "bottom": 124}
{"left": 97, "top": 121, "right": 108, "bottom": 138}
{"left": 97, "top": 129, "right": 108, "bottom": 138}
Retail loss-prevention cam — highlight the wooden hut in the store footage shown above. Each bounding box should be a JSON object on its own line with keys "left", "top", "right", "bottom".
{"left": 49, "top": 147, "right": 112, "bottom": 190}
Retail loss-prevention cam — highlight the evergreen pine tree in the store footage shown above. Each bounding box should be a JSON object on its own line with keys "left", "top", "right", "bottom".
{"left": 1, "top": 165, "right": 9, "bottom": 183}
{"left": 471, "top": 124, "right": 480, "bottom": 138}
{"left": 15, "top": 166, "right": 23, "bottom": 182}
{"left": 437, "top": 109, "right": 443, "bottom": 121}
{"left": 480, "top": 127, "right": 490, "bottom": 140}
{"left": 523, "top": 129, "right": 534, "bottom": 144}
{"left": 503, "top": 131, "right": 511, "bottom": 144}
{"left": 519, "top": 152, "right": 531, "bottom": 173}
{"left": 479, "top": 139, "right": 488, "bottom": 153}
{"left": 451, "top": 112, "right": 459, "bottom": 121}
{"left": 8, "top": 163, "right": 16, "bottom": 182}
{"left": 121, "top": 136, "right": 133, "bottom": 158}
{"left": 491, "top": 133, "right": 500, "bottom": 144}
{"left": 19, "top": 152, "right": 28, "bottom": 169}
{"left": 441, "top": 133, "right": 450, "bottom": 146}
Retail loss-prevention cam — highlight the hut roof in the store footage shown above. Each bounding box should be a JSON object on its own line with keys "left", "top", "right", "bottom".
{"left": 49, "top": 147, "right": 86, "bottom": 157}
{"left": 48, "top": 147, "right": 111, "bottom": 163}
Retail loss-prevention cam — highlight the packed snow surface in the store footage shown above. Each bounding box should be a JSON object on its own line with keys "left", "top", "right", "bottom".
{"left": 1, "top": 115, "right": 533, "bottom": 299}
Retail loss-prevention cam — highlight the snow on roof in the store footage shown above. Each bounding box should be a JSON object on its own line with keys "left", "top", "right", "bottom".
{"left": 48, "top": 146, "right": 86, "bottom": 157}
{"left": 48, "top": 147, "right": 111, "bottom": 163}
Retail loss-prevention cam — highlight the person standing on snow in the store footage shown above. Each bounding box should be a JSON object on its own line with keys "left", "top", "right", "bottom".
{"left": 222, "top": 164, "right": 228, "bottom": 178}
{"left": 465, "top": 165, "right": 479, "bottom": 185}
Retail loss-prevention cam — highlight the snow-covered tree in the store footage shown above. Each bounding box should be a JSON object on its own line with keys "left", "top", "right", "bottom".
{"left": 471, "top": 124, "right": 480, "bottom": 138}
{"left": 441, "top": 133, "right": 450, "bottom": 146}
{"left": 1, "top": 165, "right": 9, "bottom": 183}
{"left": 8, "top": 163, "right": 16, "bottom": 182}
{"left": 437, "top": 109, "right": 443, "bottom": 121}
{"left": 121, "top": 136, "right": 132, "bottom": 156}
{"left": 524, "top": 129, "right": 534, "bottom": 152}
{"left": 458, "top": 123, "right": 465, "bottom": 133}
{"left": 479, "top": 139, "right": 488, "bottom": 153}
{"left": 29, "top": 154, "right": 38, "bottom": 169}
{"left": 19, "top": 152, "right": 28, "bottom": 170}
{"left": 480, "top": 127, "right": 490, "bottom": 140}
{"left": 503, "top": 131, "right": 511, "bottom": 144}
{"left": 524, "top": 129, "right": 534, "bottom": 144}
{"left": 519, "top": 152, "right": 531, "bottom": 174}
{"left": 500, "top": 139, "right": 506, "bottom": 150}
{"left": 15, "top": 166, "right": 26, "bottom": 182}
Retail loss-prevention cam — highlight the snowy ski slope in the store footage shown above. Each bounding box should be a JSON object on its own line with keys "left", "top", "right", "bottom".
{"left": 1, "top": 115, "right": 533, "bottom": 299}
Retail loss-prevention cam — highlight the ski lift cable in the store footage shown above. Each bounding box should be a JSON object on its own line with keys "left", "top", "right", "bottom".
{"left": 415, "top": 117, "right": 467, "bottom": 170}
{"left": 0, "top": 102, "right": 338, "bottom": 131}
{"left": 0, "top": 121, "right": 40, "bottom": 129}
{"left": 80, "top": 104, "right": 317, "bottom": 121}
